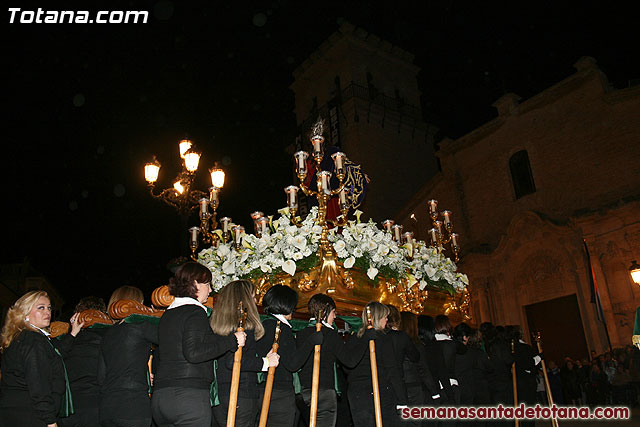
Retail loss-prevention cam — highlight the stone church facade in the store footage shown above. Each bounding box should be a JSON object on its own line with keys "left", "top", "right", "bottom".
{"left": 395, "top": 57, "right": 640, "bottom": 358}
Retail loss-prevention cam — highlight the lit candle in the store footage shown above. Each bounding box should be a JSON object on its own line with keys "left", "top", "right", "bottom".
{"left": 188, "top": 226, "right": 200, "bottom": 246}
{"left": 257, "top": 217, "right": 269, "bottom": 235}
{"left": 429, "top": 228, "right": 437, "bottom": 245}
{"left": 392, "top": 224, "right": 403, "bottom": 242}
{"left": 311, "top": 136, "right": 324, "bottom": 157}
{"left": 284, "top": 185, "right": 299, "bottom": 209}
{"left": 339, "top": 188, "right": 348, "bottom": 208}
{"left": 441, "top": 210, "right": 452, "bottom": 227}
{"left": 382, "top": 219, "right": 394, "bottom": 232}
{"left": 294, "top": 151, "right": 309, "bottom": 176}
{"left": 434, "top": 221, "right": 443, "bottom": 236}
{"left": 318, "top": 171, "right": 332, "bottom": 195}
{"left": 403, "top": 231, "right": 414, "bottom": 246}
{"left": 220, "top": 217, "right": 231, "bottom": 233}
{"left": 332, "top": 152, "right": 346, "bottom": 176}
{"left": 209, "top": 186, "right": 219, "bottom": 205}
{"left": 428, "top": 199, "right": 438, "bottom": 215}
{"left": 199, "top": 198, "right": 209, "bottom": 218}
{"left": 232, "top": 225, "right": 244, "bottom": 244}
{"left": 451, "top": 233, "right": 459, "bottom": 248}
{"left": 251, "top": 211, "right": 263, "bottom": 222}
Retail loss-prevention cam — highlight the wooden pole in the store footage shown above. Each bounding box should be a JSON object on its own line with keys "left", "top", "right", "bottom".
{"left": 534, "top": 332, "right": 559, "bottom": 427}
{"left": 366, "top": 306, "right": 383, "bottom": 427}
{"left": 227, "top": 302, "right": 247, "bottom": 427}
{"left": 309, "top": 310, "right": 324, "bottom": 427}
{"left": 511, "top": 340, "right": 520, "bottom": 427}
{"left": 258, "top": 321, "right": 281, "bottom": 427}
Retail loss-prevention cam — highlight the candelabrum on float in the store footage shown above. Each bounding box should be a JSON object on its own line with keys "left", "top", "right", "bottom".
{"left": 181, "top": 118, "right": 471, "bottom": 319}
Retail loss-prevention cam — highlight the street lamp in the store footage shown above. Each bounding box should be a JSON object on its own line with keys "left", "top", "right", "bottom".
{"left": 144, "top": 139, "right": 224, "bottom": 221}
{"left": 630, "top": 260, "right": 640, "bottom": 285}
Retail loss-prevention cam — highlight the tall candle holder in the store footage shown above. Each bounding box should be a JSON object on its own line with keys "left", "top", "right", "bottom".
{"left": 292, "top": 118, "right": 350, "bottom": 252}
{"left": 427, "top": 200, "right": 460, "bottom": 262}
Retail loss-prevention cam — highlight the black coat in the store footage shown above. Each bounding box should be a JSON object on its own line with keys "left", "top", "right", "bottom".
{"left": 255, "top": 317, "right": 315, "bottom": 391}
{"left": 98, "top": 319, "right": 158, "bottom": 420}
{"left": 297, "top": 324, "right": 366, "bottom": 391}
{"left": 455, "top": 343, "right": 475, "bottom": 404}
{"left": 429, "top": 336, "right": 461, "bottom": 404}
{"left": 513, "top": 341, "right": 539, "bottom": 404}
{"left": 387, "top": 329, "right": 419, "bottom": 405}
{"left": 468, "top": 347, "right": 493, "bottom": 404}
{"left": 54, "top": 327, "right": 107, "bottom": 410}
{"left": 0, "top": 330, "right": 65, "bottom": 425}
{"left": 154, "top": 304, "right": 237, "bottom": 390}
{"left": 215, "top": 329, "right": 264, "bottom": 400}
{"left": 486, "top": 337, "right": 514, "bottom": 404}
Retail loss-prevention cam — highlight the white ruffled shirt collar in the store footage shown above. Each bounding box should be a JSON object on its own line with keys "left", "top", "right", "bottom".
{"left": 309, "top": 317, "right": 334, "bottom": 329}
{"left": 435, "top": 333, "right": 451, "bottom": 341}
{"left": 31, "top": 324, "right": 51, "bottom": 337}
{"left": 168, "top": 296, "right": 208, "bottom": 312}
{"left": 272, "top": 314, "right": 292, "bottom": 328}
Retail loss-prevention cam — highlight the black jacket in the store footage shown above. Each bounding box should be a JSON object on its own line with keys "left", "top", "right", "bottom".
{"left": 387, "top": 329, "right": 419, "bottom": 404}
{"left": 98, "top": 319, "right": 158, "bottom": 419}
{"left": 0, "top": 330, "right": 65, "bottom": 425}
{"left": 255, "top": 317, "right": 316, "bottom": 391}
{"left": 54, "top": 327, "right": 107, "bottom": 409}
{"left": 155, "top": 305, "right": 237, "bottom": 390}
{"left": 215, "top": 329, "right": 263, "bottom": 400}
{"left": 297, "top": 324, "right": 366, "bottom": 391}
{"left": 343, "top": 330, "right": 404, "bottom": 404}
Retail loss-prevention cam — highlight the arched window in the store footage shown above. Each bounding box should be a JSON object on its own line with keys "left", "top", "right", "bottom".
{"left": 509, "top": 150, "right": 536, "bottom": 199}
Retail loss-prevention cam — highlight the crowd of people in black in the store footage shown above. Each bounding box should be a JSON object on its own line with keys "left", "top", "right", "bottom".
{"left": 1, "top": 261, "right": 638, "bottom": 427}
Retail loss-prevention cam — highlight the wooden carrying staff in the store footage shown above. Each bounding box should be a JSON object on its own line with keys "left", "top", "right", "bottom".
{"left": 366, "top": 307, "right": 383, "bottom": 427}
{"left": 309, "top": 308, "right": 325, "bottom": 427}
{"left": 227, "top": 301, "right": 247, "bottom": 427}
{"left": 533, "top": 332, "right": 559, "bottom": 427}
{"left": 258, "top": 321, "right": 281, "bottom": 427}
{"left": 511, "top": 340, "right": 519, "bottom": 427}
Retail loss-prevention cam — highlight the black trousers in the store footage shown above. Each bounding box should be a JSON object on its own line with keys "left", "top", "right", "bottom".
{"left": 256, "top": 387, "right": 296, "bottom": 427}
{"left": 152, "top": 387, "right": 211, "bottom": 427}
{"left": 299, "top": 387, "right": 337, "bottom": 427}
{"left": 59, "top": 406, "right": 100, "bottom": 427}
{"left": 347, "top": 384, "right": 398, "bottom": 427}
{"left": 212, "top": 395, "right": 257, "bottom": 427}
{"left": 99, "top": 418, "right": 151, "bottom": 427}
{"left": 0, "top": 406, "right": 49, "bottom": 427}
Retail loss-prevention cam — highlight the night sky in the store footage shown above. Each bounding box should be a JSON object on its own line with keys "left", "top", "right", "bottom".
{"left": 5, "top": 1, "right": 638, "bottom": 312}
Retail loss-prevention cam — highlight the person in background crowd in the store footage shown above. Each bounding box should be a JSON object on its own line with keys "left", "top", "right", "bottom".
{"left": 453, "top": 323, "right": 474, "bottom": 406}
{"left": 398, "top": 311, "right": 439, "bottom": 423}
{"left": 560, "top": 358, "right": 581, "bottom": 405}
{"left": 151, "top": 262, "right": 245, "bottom": 427}
{"left": 546, "top": 360, "right": 564, "bottom": 405}
{"left": 255, "top": 285, "right": 322, "bottom": 427}
{"left": 210, "top": 280, "right": 278, "bottom": 427}
{"left": 55, "top": 296, "right": 109, "bottom": 427}
{"left": 610, "top": 364, "right": 633, "bottom": 405}
{"left": 99, "top": 286, "right": 159, "bottom": 427}
{"left": 0, "top": 290, "right": 65, "bottom": 427}
{"left": 586, "top": 362, "right": 609, "bottom": 406}
{"left": 484, "top": 324, "right": 513, "bottom": 407}
{"left": 510, "top": 325, "right": 540, "bottom": 427}
{"left": 466, "top": 328, "right": 492, "bottom": 407}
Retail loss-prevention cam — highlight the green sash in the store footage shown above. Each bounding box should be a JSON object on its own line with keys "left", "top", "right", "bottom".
{"left": 46, "top": 338, "right": 74, "bottom": 417}
{"left": 210, "top": 359, "right": 220, "bottom": 407}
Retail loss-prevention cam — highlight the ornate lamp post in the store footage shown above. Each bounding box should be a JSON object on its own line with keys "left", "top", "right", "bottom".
{"left": 144, "top": 139, "right": 225, "bottom": 257}
{"left": 630, "top": 260, "right": 640, "bottom": 285}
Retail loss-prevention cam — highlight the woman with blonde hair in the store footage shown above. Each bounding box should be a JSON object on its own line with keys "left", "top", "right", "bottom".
{"left": 98, "top": 286, "right": 158, "bottom": 427}
{"left": 210, "top": 280, "right": 279, "bottom": 427}
{"left": 346, "top": 301, "right": 403, "bottom": 427}
{"left": 0, "top": 290, "right": 66, "bottom": 427}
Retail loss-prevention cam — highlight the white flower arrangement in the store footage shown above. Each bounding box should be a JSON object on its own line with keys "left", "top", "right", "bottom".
{"left": 198, "top": 206, "right": 468, "bottom": 295}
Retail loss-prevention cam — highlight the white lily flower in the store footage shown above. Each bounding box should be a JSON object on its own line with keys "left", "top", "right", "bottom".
{"left": 282, "top": 259, "right": 296, "bottom": 276}
{"left": 367, "top": 266, "right": 379, "bottom": 280}
{"left": 344, "top": 256, "right": 356, "bottom": 268}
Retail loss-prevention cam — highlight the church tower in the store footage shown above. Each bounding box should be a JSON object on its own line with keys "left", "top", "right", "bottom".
{"left": 290, "top": 22, "right": 439, "bottom": 221}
